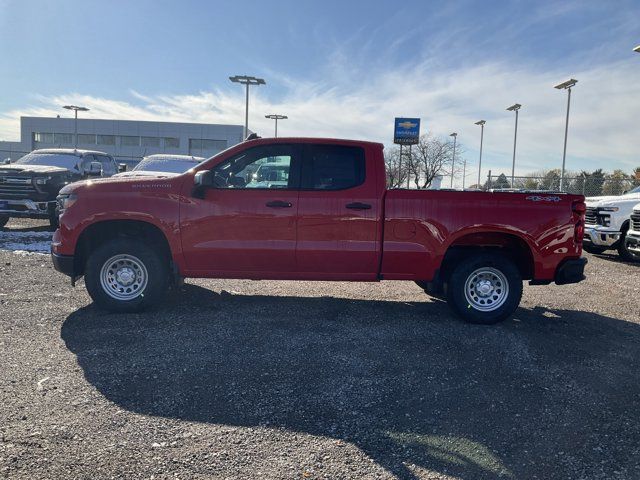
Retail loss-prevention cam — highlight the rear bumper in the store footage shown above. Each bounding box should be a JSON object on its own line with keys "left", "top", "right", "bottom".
{"left": 51, "top": 250, "right": 75, "bottom": 277}
{"left": 583, "top": 226, "right": 620, "bottom": 248}
{"left": 554, "top": 257, "right": 587, "bottom": 285}
{"left": 0, "top": 199, "right": 56, "bottom": 219}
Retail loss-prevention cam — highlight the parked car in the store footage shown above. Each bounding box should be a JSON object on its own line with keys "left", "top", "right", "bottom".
{"left": 0, "top": 148, "right": 118, "bottom": 228}
{"left": 51, "top": 137, "right": 587, "bottom": 324}
{"left": 113, "top": 154, "right": 203, "bottom": 178}
{"left": 624, "top": 202, "right": 640, "bottom": 259}
{"left": 584, "top": 185, "right": 640, "bottom": 261}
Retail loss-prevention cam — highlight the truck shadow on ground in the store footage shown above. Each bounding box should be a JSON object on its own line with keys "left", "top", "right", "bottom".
{"left": 61, "top": 284, "right": 640, "bottom": 479}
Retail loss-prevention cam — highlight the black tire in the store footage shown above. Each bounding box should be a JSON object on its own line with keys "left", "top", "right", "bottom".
{"left": 85, "top": 237, "right": 169, "bottom": 313}
{"left": 49, "top": 214, "right": 59, "bottom": 229}
{"left": 0, "top": 214, "right": 8, "bottom": 228}
{"left": 583, "top": 245, "right": 607, "bottom": 255}
{"left": 446, "top": 253, "right": 523, "bottom": 325}
{"left": 618, "top": 229, "right": 640, "bottom": 263}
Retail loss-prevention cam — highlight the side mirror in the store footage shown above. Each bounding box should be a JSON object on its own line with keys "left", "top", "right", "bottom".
{"left": 193, "top": 170, "right": 213, "bottom": 199}
{"left": 118, "top": 163, "right": 128, "bottom": 173}
{"left": 87, "top": 162, "right": 102, "bottom": 177}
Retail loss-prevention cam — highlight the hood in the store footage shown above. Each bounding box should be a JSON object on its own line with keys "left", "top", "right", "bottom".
{"left": 0, "top": 164, "right": 71, "bottom": 175}
{"left": 112, "top": 170, "right": 181, "bottom": 178}
{"left": 586, "top": 192, "right": 640, "bottom": 206}
{"left": 59, "top": 173, "right": 183, "bottom": 195}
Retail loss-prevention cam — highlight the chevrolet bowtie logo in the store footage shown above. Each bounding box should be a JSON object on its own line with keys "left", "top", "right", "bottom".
{"left": 397, "top": 121, "right": 417, "bottom": 129}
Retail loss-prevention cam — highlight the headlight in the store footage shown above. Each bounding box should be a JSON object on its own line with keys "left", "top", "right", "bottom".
{"left": 34, "top": 176, "right": 51, "bottom": 185}
{"left": 57, "top": 193, "right": 78, "bottom": 214}
{"left": 598, "top": 207, "right": 619, "bottom": 212}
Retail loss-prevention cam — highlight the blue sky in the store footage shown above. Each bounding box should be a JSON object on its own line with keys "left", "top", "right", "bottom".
{"left": 0, "top": 0, "right": 639, "bottom": 184}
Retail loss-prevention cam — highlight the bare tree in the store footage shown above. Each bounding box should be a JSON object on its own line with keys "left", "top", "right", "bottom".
{"left": 384, "top": 146, "right": 408, "bottom": 188}
{"left": 407, "top": 134, "right": 461, "bottom": 189}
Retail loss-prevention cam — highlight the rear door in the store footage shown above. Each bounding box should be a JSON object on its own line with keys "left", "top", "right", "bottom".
{"left": 295, "top": 144, "right": 381, "bottom": 279}
{"left": 180, "top": 144, "right": 302, "bottom": 275}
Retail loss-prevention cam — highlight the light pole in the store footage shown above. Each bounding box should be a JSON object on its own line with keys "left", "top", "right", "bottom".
{"left": 265, "top": 114, "right": 287, "bottom": 137}
{"left": 63, "top": 105, "right": 89, "bottom": 148}
{"left": 229, "top": 75, "right": 266, "bottom": 139}
{"left": 450, "top": 132, "right": 457, "bottom": 188}
{"left": 506, "top": 103, "right": 521, "bottom": 187}
{"left": 475, "top": 120, "right": 485, "bottom": 188}
{"left": 554, "top": 78, "right": 578, "bottom": 191}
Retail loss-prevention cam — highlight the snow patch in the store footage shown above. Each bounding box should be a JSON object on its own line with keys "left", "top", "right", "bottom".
{"left": 0, "top": 230, "right": 53, "bottom": 254}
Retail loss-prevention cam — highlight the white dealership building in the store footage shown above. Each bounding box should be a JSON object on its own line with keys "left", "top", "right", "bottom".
{"left": 0, "top": 116, "right": 246, "bottom": 166}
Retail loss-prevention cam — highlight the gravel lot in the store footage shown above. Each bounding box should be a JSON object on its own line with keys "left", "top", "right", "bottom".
{"left": 1, "top": 218, "right": 640, "bottom": 479}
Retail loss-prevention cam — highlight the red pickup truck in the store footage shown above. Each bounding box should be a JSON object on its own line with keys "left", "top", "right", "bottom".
{"left": 51, "top": 137, "right": 587, "bottom": 324}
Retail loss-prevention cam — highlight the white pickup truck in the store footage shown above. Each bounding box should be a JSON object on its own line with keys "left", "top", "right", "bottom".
{"left": 625, "top": 202, "right": 640, "bottom": 257}
{"left": 584, "top": 185, "right": 640, "bottom": 262}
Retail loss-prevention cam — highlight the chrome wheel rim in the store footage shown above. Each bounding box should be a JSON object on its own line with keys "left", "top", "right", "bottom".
{"left": 99, "top": 254, "right": 148, "bottom": 301}
{"left": 464, "top": 267, "right": 509, "bottom": 312}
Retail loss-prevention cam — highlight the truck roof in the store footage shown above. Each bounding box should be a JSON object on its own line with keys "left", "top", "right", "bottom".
{"left": 243, "top": 137, "right": 384, "bottom": 149}
{"left": 32, "top": 148, "right": 112, "bottom": 157}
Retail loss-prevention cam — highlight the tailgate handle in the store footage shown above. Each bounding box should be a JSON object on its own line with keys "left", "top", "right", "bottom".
{"left": 266, "top": 200, "right": 292, "bottom": 208}
{"left": 346, "top": 202, "right": 372, "bottom": 210}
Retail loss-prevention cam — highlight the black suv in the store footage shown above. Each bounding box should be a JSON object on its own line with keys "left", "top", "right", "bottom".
{"left": 0, "top": 149, "right": 119, "bottom": 228}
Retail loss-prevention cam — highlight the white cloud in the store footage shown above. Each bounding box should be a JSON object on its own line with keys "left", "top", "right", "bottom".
{"left": 1, "top": 56, "right": 639, "bottom": 184}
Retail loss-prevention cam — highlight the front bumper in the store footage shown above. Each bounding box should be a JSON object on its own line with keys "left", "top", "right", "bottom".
{"left": 583, "top": 226, "right": 621, "bottom": 248}
{"left": 51, "top": 250, "right": 76, "bottom": 277}
{"left": 554, "top": 257, "right": 587, "bottom": 285}
{"left": 626, "top": 232, "right": 640, "bottom": 254}
{"left": 0, "top": 199, "right": 56, "bottom": 219}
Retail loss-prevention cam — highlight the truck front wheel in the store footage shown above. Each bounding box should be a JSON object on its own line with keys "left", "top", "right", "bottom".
{"left": 85, "top": 237, "right": 169, "bottom": 313}
{"left": 446, "top": 253, "right": 522, "bottom": 324}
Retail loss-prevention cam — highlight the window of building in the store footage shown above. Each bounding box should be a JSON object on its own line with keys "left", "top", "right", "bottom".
{"left": 164, "top": 137, "right": 180, "bottom": 148}
{"left": 53, "top": 133, "right": 73, "bottom": 145}
{"left": 120, "top": 136, "right": 140, "bottom": 147}
{"left": 97, "top": 135, "right": 116, "bottom": 146}
{"left": 78, "top": 134, "right": 96, "bottom": 145}
{"left": 301, "top": 145, "right": 365, "bottom": 190}
{"left": 34, "top": 132, "right": 54, "bottom": 143}
{"left": 189, "top": 138, "right": 227, "bottom": 152}
{"left": 141, "top": 136, "right": 160, "bottom": 147}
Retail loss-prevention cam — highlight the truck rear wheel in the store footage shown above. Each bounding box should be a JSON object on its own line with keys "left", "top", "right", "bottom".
{"left": 446, "top": 253, "right": 522, "bottom": 324}
{"left": 85, "top": 237, "right": 169, "bottom": 313}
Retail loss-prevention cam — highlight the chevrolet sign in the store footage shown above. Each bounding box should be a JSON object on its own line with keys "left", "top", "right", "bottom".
{"left": 394, "top": 117, "right": 421, "bottom": 145}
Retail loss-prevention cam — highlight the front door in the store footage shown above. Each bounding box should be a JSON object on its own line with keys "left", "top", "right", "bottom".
{"left": 180, "top": 144, "right": 301, "bottom": 276}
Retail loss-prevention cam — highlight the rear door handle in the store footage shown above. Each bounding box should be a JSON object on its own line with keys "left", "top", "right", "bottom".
{"left": 266, "top": 200, "right": 292, "bottom": 208}
{"left": 346, "top": 202, "right": 372, "bottom": 210}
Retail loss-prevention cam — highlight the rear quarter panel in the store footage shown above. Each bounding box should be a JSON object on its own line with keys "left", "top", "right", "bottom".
{"left": 381, "top": 190, "right": 583, "bottom": 281}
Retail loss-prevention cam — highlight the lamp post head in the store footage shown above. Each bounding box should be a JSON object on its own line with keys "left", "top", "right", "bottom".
{"left": 634, "top": 45, "right": 640, "bottom": 53}
{"left": 506, "top": 104, "right": 521, "bottom": 112}
{"left": 475, "top": 120, "right": 486, "bottom": 126}
{"left": 229, "top": 75, "right": 266, "bottom": 86}
{"left": 63, "top": 105, "right": 89, "bottom": 112}
{"left": 554, "top": 78, "right": 578, "bottom": 90}
{"left": 265, "top": 114, "right": 288, "bottom": 120}
{"left": 450, "top": 132, "right": 457, "bottom": 138}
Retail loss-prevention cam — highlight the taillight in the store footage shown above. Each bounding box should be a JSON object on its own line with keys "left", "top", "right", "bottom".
{"left": 572, "top": 201, "right": 586, "bottom": 244}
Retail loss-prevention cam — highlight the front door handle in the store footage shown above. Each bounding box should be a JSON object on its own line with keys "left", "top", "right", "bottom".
{"left": 346, "top": 202, "right": 372, "bottom": 210}
{"left": 266, "top": 200, "right": 293, "bottom": 208}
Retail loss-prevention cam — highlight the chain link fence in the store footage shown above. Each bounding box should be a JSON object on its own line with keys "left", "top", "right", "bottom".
{"left": 486, "top": 172, "right": 639, "bottom": 197}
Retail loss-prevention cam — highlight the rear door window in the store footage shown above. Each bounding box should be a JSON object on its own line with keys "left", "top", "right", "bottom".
{"left": 301, "top": 145, "right": 365, "bottom": 190}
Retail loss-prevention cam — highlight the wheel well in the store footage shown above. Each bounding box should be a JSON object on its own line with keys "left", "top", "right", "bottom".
{"left": 439, "top": 232, "right": 535, "bottom": 282}
{"left": 74, "top": 220, "right": 172, "bottom": 275}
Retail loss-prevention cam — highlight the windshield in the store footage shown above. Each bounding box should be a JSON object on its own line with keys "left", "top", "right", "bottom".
{"left": 133, "top": 157, "right": 200, "bottom": 174}
{"left": 627, "top": 185, "right": 640, "bottom": 194}
{"left": 15, "top": 152, "right": 80, "bottom": 170}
